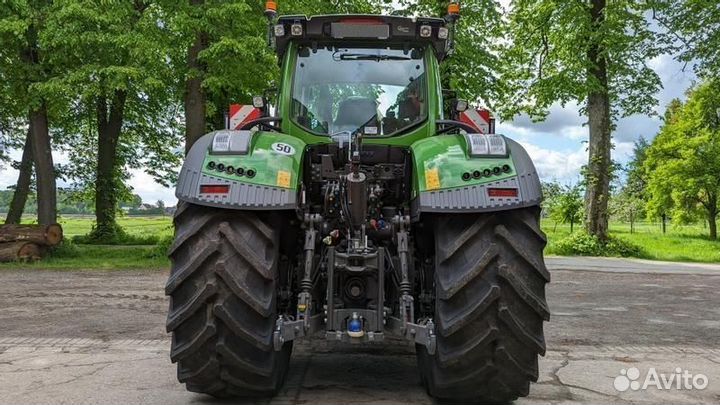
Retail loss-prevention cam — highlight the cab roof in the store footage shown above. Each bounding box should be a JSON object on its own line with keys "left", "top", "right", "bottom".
{"left": 274, "top": 14, "right": 450, "bottom": 62}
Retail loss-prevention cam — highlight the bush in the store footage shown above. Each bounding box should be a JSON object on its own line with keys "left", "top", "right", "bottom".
{"left": 145, "top": 234, "right": 173, "bottom": 258}
{"left": 551, "top": 232, "right": 646, "bottom": 258}
{"left": 48, "top": 240, "right": 81, "bottom": 259}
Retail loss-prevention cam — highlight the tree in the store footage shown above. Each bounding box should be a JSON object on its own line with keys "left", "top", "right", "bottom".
{"left": 183, "top": 0, "right": 207, "bottom": 154}
{"left": 549, "top": 185, "right": 584, "bottom": 233}
{"left": 609, "top": 135, "right": 650, "bottom": 232}
{"left": 501, "top": 0, "right": 664, "bottom": 241}
{"left": 0, "top": 0, "right": 58, "bottom": 225}
{"left": 645, "top": 81, "right": 720, "bottom": 240}
{"left": 624, "top": 136, "right": 650, "bottom": 199}
{"left": 44, "top": 0, "right": 182, "bottom": 241}
{"left": 540, "top": 180, "right": 563, "bottom": 215}
{"left": 4, "top": 131, "right": 33, "bottom": 224}
{"left": 609, "top": 190, "right": 645, "bottom": 233}
{"left": 651, "top": 0, "right": 720, "bottom": 79}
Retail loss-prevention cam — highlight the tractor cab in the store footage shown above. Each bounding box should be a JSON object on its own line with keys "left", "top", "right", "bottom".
{"left": 270, "top": 13, "right": 459, "bottom": 138}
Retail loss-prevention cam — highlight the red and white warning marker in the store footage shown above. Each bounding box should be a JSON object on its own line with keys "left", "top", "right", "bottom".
{"left": 459, "top": 108, "right": 495, "bottom": 134}
{"left": 229, "top": 104, "right": 262, "bottom": 130}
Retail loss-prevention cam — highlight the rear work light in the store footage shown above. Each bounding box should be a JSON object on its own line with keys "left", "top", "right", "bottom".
{"left": 274, "top": 24, "right": 285, "bottom": 37}
{"left": 438, "top": 27, "right": 449, "bottom": 39}
{"left": 465, "top": 133, "right": 508, "bottom": 157}
{"left": 487, "top": 188, "right": 518, "bottom": 198}
{"left": 200, "top": 185, "right": 230, "bottom": 194}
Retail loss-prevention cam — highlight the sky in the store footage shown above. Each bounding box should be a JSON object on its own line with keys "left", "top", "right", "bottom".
{"left": 0, "top": 18, "right": 697, "bottom": 207}
{"left": 499, "top": 52, "right": 696, "bottom": 187}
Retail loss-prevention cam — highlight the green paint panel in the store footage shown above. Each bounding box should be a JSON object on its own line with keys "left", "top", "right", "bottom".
{"left": 411, "top": 135, "right": 516, "bottom": 192}
{"left": 201, "top": 132, "right": 306, "bottom": 190}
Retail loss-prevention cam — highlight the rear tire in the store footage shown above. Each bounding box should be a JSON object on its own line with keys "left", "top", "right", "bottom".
{"left": 165, "top": 202, "right": 291, "bottom": 397}
{"left": 417, "top": 206, "right": 550, "bottom": 403}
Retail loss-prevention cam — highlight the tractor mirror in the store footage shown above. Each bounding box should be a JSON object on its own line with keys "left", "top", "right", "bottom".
{"left": 455, "top": 99, "right": 468, "bottom": 112}
{"left": 252, "top": 96, "right": 265, "bottom": 109}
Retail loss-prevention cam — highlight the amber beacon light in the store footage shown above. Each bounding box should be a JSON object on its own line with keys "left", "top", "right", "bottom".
{"left": 448, "top": 1, "right": 460, "bottom": 16}
{"left": 265, "top": 0, "right": 277, "bottom": 18}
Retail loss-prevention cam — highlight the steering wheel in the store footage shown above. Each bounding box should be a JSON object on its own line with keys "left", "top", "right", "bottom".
{"left": 436, "top": 119, "right": 478, "bottom": 135}
{"left": 240, "top": 117, "right": 282, "bottom": 132}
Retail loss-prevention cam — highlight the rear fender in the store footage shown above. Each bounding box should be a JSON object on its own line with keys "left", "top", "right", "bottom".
{"left": 410, "top": 134, "right": 542, "bottom": 218}
{"left": 175, "top": 130, "right": 304, "bottom": 209}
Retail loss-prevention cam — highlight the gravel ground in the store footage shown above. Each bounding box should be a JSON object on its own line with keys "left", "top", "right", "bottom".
{"left": 0, "top": 257, "right": 718, "bottom": 404}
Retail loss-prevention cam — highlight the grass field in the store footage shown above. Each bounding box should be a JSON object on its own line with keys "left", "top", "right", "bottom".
{"left": 544, "top": 220, "right": 720, "bottom": 263}
{"left": 2, "top": 215, "right": 719, "bottom": 270}
{"left": 56, "top": 215, "right": 174, "bottom": 241}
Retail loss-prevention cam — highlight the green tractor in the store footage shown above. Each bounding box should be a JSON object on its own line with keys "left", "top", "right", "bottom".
{"left": 166, "top": 3, "right": 549, "bottom": 403}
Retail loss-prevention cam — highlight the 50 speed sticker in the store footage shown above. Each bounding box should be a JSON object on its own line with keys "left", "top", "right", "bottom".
{"left": 271, "top": 142, "right": 295, "bottom": 156}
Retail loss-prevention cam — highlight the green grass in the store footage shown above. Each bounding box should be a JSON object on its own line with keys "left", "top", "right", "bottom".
{"left": 57, "top": 215, "right": 173, "bottom": 241}
{"left": 2, "top": 215, "right": 719, "bottom": 270}
{"left": 0, "top": 244, "right": 169, "bottom": 270}
{"left": 544, "top": 220, "right": 720, "bottom": 263}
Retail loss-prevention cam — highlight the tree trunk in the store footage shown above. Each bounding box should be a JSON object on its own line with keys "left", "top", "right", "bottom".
{"left": 29, "top": 104, "right": 57, "bottom": 225}
{"left": 184, "top": 0, "right": 208, "bottom": 154}
{"left": 584, "top": 0, "right": 611, "bottom": 242}
{"left": 5, "top": 129, "right": 34, "bottom": 224}
{"left": 0, "top": 241, "right": 42, "bottom": 262}
{"left": 0, "top": 223, "right": 63, "bottom": 245}
{"left": 21, "top": 20, "right": 56, "bottom": 226}
{"left": 661, "top": 213, "right": 667, "bottom": 234}
{"left": 94, "top": 90, "right": 127, "bottom": 238}
{"left": 708, "top": 197, "right": 717, "bottom": 241}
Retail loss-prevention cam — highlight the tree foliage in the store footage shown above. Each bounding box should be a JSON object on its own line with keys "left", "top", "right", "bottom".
{"left": 499, "top": 0, "right": 663, "bottom": 120}
{"left": 644, "top": 80, "right": 720, "bottom": 239}
{"left": 548, "top": 184, "right": 584, "bottom": 233}
{"left": 398, "top": 0, "right": 504, "bottom": 107}
{"left": 651, "top": 0, "right": 720, "bottom": 79}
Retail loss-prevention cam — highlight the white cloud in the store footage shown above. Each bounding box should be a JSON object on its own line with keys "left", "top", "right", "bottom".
{"left": 519, "top": 141, "right": 586, "bottom": 184}
{"left": 504, "top": 101, "right": 587, "bottom": 141}
{"left": 127, "top": 169, "right": 177, "bottom": 205}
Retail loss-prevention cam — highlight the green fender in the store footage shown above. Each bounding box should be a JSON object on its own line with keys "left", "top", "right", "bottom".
{"left": 175, "top": 130, "right": 305, "bottom": 209}
{"left": 410, "top": 134, "right": 542, "bottom": 216}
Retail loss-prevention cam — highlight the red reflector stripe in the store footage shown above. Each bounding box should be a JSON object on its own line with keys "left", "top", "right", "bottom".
{"left": 488, "top": 188, "right": 518, "bottom": 197}
{"left": 339, "top": 18, "right": 385, "bottom": 25}
{"left": 200, "top": 185, "right": 229, "bottom": 194}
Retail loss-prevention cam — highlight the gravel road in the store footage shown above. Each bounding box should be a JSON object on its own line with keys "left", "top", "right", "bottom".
{"left": 1, "top": 257, "right": 718, "bottom": 404}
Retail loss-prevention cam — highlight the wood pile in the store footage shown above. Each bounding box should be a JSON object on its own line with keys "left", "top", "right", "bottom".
{"left": 0, "top": 224, "right": 63, "bottom": 262}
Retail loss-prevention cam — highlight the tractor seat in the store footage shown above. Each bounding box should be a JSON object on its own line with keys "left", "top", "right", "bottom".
{"left": 334, "top": 97, "right": 378, "bottom": 131}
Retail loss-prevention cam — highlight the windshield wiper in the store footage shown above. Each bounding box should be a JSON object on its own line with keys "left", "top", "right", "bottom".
{"left": 336, "top": 53, "right": 411, "bottom": 61}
